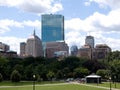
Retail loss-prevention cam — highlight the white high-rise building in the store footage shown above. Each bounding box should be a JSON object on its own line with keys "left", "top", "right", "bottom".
{"left": 85, "top": 36, "right": 94, "bottom": 48}
{"left": 25, "top": 30, "right": 43, "bottom": 57}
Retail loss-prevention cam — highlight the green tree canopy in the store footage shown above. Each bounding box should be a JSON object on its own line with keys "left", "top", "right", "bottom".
{"left": 96, "top": 69, "right": 110, "bottom": 79}
{"left": 109, "top": 60, "right": 120, "bottom": 81}
{"left": 47, "top": 71, "right": 55, "bottom": 81}
{"left": 74, "top": 67, "right": 89, "bottom": 78}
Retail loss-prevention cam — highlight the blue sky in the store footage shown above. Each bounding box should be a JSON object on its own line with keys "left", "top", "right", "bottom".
{"left": 0, "top": 0, "right": 120, "bottom": 54}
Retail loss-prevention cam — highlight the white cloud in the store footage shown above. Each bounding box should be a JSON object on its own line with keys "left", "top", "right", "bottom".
{"left": 0, "top": 19, "right": 41, "bottom": 34}
{"left": 65, "top": 31, "right": 85, "bottom": 48}
{"left": 0, "top": 19, "right": 23, "bottom": 34}
{"left": 95, "top": 36, "right": 120, "bottom": 51}
{"left": 85, "top": 0, "right": 120, "bottom": 9}
{"left": 51, "top": 3, "right": 63, "bottom": 13}
{"left": 65, "top": 9, "right": 120, "bottom": 33}
{"left": 84, "top": 2, "right": 90, "bottom": 6}
{"left": 105, "top": 38, "right": 120, "bottom": 51}
{"left": 0, "top": 0, "right": 63, "bottom": 13}
{"left": 23, "top": 20, "right": 41, "bottom": 28}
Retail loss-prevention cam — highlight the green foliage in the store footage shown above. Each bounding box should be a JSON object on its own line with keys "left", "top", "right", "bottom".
{"left": 107, "top": 51, "right": 120, "bottom": 61}
{"left": 74, "top": 67, "right": 89, "bottom": 78}
{"left": 0, "top": 56, "right": 8, "bottom": 65}
{"left": 47, "top": 71, "right": 55, "bottom": 81}
{"left": 24, "top": 64, "right": 33, "bottom": 80}
{"left": 0, "top": 51, "right": 120, "bottom": 81}
{"left": 56, "top": 70, "right": 63, "bottom": 79}
{"left": 0, "top": 73, "right": 3, "bottom": 82}
{"left": 109, "top": 60, "right": 120, "bottom": 81}
{"left": 36, "top": 74, "right": 43, "bottom": 82}
{"left": 10, "top": 70, "right": 21, "bottom": 82}
{"left": 83, "top": 60, "right": 106, "bottom": 73}
{"left": 96, "top": 69, "right": 110, "bottom": 79}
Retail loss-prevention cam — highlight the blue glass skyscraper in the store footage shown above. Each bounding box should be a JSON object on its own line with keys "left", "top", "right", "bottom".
{"left": 41, "top": 14, "right": 64, "bottom": 42}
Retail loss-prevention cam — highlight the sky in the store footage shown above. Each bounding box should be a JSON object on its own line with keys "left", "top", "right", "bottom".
{"left": 0, "top": 0, "right": 120, "bottom": 54}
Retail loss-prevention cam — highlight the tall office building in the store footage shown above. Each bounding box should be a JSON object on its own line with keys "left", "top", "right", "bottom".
{"left": 94, "top": 44, "right": 111, "bottom": 59}
{"left": 85, "top": 36, "right": 94, "bottom": 48}
{"left": 70, "top": 45, "right": 78, "bottom": 56}
{"left": 20, "top": 42, "right": 26, "bottom": 57}
{"left": 25, "top": 30, "right": 43, "bottom": 57}
{"left": 41, "top": 14, "right": 64, "bottom": 42}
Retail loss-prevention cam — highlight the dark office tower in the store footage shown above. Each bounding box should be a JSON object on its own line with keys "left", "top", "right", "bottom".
{"left": 41, "top": 14, "right": 64, "bottom": 42}
{"left": 85, "top": 36, "right": 94, "bottom": 48}
{"left": 70, "top": 45, "right": 78, "bottom": 56}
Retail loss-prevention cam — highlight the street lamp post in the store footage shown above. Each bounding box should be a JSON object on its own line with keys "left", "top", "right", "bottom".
{"left": 33, "top": 75, "right": 36, "bottom": 90}
{"left": 114, "top": 76, "right": 116, "bottom": 88}
{"left": 109, "top": 77, "right": 112, "bottom": 90}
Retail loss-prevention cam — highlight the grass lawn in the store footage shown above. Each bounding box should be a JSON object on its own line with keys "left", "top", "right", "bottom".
{"left": 98, "top": 82, "right": 120, "bottom": 89}
{"left": 1, "top": 81, "right": 120, "bottom": 90}
{"left": 0, "top": 84, "right": 107, "bottom": 90}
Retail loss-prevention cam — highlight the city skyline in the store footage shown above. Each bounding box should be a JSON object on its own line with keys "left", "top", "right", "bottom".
{"left": 0, "top": 0, "right": 120, "bottom": 54}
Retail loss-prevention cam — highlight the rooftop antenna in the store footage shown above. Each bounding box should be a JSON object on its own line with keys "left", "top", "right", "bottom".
{"left": 33, "top": 28, "right": 36, "bottom": 36}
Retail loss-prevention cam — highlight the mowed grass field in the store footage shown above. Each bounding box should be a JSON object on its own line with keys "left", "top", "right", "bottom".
{"left": 1, "top": 81, "right": 120, "bottom": 90}
{"left": 0, "top": 83, "right": 107, "bottom": 90}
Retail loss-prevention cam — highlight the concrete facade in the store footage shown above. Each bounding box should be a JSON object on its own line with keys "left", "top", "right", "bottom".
{"left": 25, "top": 31, "right": 43, "bottom": 57}
{"left": 45, "top": 41, "right": 69, "bottom": 58}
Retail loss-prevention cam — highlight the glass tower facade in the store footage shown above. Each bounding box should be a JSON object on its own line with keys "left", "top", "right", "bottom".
{"left": 41, "top": 14, "right": 64, "bottom": 42}
{"left": 85, "top": 36, "right": 94, "bottom": 48}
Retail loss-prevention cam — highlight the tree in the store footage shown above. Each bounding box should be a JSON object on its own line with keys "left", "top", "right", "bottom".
{"left": 107, "top": 51, "right": 120, "bottom": 61}
{"left": 74, "top": 67, "right": 89, "bottom": 78}
{"left": 0, "top": 73, "right": 3, "bottom": 82}
{"left": 24, "top": 64, "right": 34, "bottom": 80}
{"left": 62, "top": 56, "right": 81, "bottom": 71}
{"left": 56, "top": 70, "right": 63, "bottom": 79}
{"left": 0, "top": 56, "right": 8, "bottom": 80}
{"left": 13, "top": 64, "right": 23, "bottom": 78}
{"left": 96, "top": 69, "right": 110, "bottom": 79}
{"left": 47, "top": 71, "right": 55, "bottom": 81}
{"left": 109, "top": 60, "right": 120, "bottom": 81}
{"left": 10, "top": 70, "right": 21, "bottom": 82}
{"left": 35, "top": 64, "right": 47, "bottom": 80}
{"left": 83, "top": 60, "right": 105, "bottom": 73}
{"left": 36, "top": 74, "right": 43, "bottom": 82}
